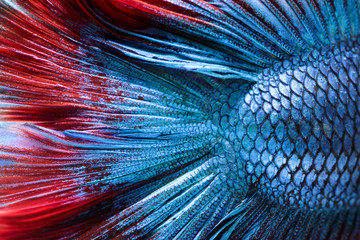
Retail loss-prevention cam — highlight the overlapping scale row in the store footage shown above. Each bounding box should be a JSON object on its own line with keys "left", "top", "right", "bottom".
{"left": 230, "top": 38, "right": 360, "bottom": 209}
{"left": 1, "top": 0, "right": 360, "bottom": 239}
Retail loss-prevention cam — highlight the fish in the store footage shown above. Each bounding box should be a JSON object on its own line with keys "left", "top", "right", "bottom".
{"left": 0, "top": 0, "right": 359, "bottom": 239}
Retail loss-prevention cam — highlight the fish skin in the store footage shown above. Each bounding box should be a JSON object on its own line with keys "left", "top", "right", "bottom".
{"left": 219, "top": 39, "right": 360, "bottom": 209}
{"left": 206, "top": 39, "right": 360, "bottom": 239}
{"left": 0, "top": 0, "right": 360, "bottom": 239}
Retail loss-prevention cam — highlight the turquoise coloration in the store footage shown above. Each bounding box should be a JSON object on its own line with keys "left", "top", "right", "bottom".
{"left": 229, "top": 39, "right": 360, "bottom": 209}
{"left": 1, "top": 0, "right": 360, "bottom": 239}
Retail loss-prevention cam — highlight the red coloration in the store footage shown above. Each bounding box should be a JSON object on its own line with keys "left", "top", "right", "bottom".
{"left": 0, "top": 186, "right": 115, "bottom": 239}
{"left": 89, "top": 0, "right": 151, "bottom": 29}
{"left": 0, "top": 0, "right": 143, "bottom": 131}
{"left": 86, "top": 0, "right": 219, "bottom": 31}
{"left": 2, "top": 105, "right": 87, "bottom": 131}
{"left": 0, "top": 1, "right": 134, "bottom": 238}
{"left": 0, "top": 0, "right": 217, "bottom": 238}
{"left": 0, "top": 125, "right": 119, "bottom": 239}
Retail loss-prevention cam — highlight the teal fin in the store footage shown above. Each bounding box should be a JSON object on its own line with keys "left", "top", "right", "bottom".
{"left": 207, "top": 193, "right": 360, "bottom": 240}
{"left": 87, "top": 0, "right": 360, "bottom": 83}
{"left": 1, "top": 0, "right": 360, "bottom": 239}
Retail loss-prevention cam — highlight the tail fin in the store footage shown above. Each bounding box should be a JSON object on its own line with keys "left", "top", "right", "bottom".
{"left": 0, "top": 0, "right": 242, "bottom": 238}
{"left": 208, "top": 194, "right": 360, "bottom": 240}
{"left": 1, "top": 0, "right": 360, "bottom": 239}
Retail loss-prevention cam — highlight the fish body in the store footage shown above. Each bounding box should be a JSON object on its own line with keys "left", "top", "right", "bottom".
{"left": 0, "top": 0, "right": 359, "bottom": 239}
{"left": 225, "top": 39, "right": 360, "bottom": 209}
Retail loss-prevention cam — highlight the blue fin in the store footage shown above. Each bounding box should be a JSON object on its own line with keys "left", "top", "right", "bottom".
{"left": 0, "top": 0, "right": 360, "bottom": 239}
{"left": 80, "top": 157, "right": 238, "bottom": 239}
{"left": 82, "top": 0, "right": 360, "bottom": 82}
{"left": 0, "top": 1, "right": 235, "bottom": 238}
{"left": 207, "top": 193, "right": 360, "bottom": 240}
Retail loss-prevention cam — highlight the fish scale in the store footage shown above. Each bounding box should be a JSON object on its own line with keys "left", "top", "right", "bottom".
{"left": 216, "top": 38, "right": 360, "bottom": 210}
{"left": 1, "top": 0, "right": 360, "bottom": 239}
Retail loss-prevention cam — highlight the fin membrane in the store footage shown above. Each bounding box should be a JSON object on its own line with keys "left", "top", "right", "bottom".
{"left": 84, "top": 0, "right": 360, "bottom": 80}
{"left": 208, "top": 193, "right": 360, "bottom": 240}
{"left": 0, "top": 1, "right": 225, "bottom": 238}
{"left": 1, "top": 0, "right": 360, "bottom": 239}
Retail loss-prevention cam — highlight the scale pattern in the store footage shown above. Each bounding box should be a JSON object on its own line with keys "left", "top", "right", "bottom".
{"left": 0, "top": 0, "right": 360, "bottom": 239}
{"left": 231, "top": 39, "right": 360, "bottom": 208}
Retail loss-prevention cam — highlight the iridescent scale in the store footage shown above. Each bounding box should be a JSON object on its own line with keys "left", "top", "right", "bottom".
{"left": 1, "top": 0, "right": 360, "bottom": 239}
{"left": 225, "top": 38, "right": 360, "bottom": 209}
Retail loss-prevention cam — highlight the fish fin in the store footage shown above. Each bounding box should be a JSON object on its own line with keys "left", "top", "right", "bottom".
{"left": 84, "top": 0, "right": 360, "bottom": 80}
{"left": 0, "top": 1, "right": 231, "bottom": 238}
{"left": 207, "top": 193, "right": 360, "bottom": 240}
{"left": 1, "top": 0, "right": 360, "bottom": 239}
{"left": 79, "top": 157, "right": 239, "bottom": 240}
{"left": 0, "top": 121, "right": 231, "bottom": 239}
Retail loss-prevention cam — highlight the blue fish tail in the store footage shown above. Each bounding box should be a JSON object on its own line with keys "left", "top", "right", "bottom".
{"left": 1, "top": 0, "right": 360, "bottom": 239}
